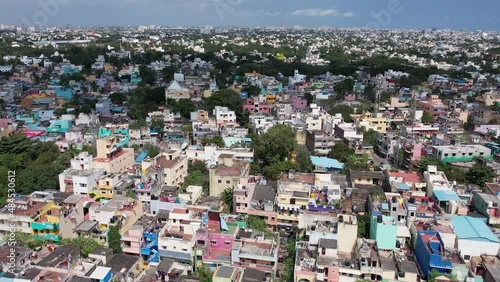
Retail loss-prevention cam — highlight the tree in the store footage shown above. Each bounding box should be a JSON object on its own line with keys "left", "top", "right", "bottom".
{"left": 263, "top": 160, "right": 300, "bottom": 180}
{"left": 194, "top": 265, "right": 213, "bottom": 282}
{"left": 421, "top": 112, "right": 435, "bottom": 124}
{"left": 150, "top": 119, "right": 165, "bottom": 137}
{"left": 139, "top": 65, "right": 156, "bottom": 85}
{"left": 335, "top": 78, "right": 354, "bottom": 98}
{"left": 172, "top": 98, "right": 195, "bottom": 119}
{"left": 109, "top": 92, "right": 127, "bottom": 104}
{"left": 181, "top": 170, "right": 205, "bottom": 189}
{"left": 466, "top": 164, "right": 495, "bottom": 187}
{"left": 304, "top": 92, "right": 314, "bottom": 105}
{"left": 221, "top": 187, "right": 234, "bottom": 212}
{"left": 60, "top": 237, "right": 100, "bottom": 258}
{"left": 247, "top": 216, "right": 267, "bottom": 231}
{"left": 343, "top": 154, "right": 370, "bottom": 174}
{"left": 363, "top": 129, "right": 378, "bottom": 147}
{"left": 108, "top": 223, "right": 122, "bottom": 254}
{"left": 328, "top": 104, "right": 354, "bottom": 122}
{"left": 125, "top": 189, "right": 136, "bottom": 199}
{"left": 143, "top": 144, "right": 160, "bottom": 158}
{"left": 296, "top": 145, "right": 313, "bottom": 173}
{"left": 357, "top": 214, "right": 370, "bottom": 238}
{"left": 204, "top": 89, "right": 242, "bottom": 115}
{"left": 418, "top": 157, "right": 442, "bottom": 175}
{"left": 252, "top": 124, "right": 297, "bottom": 167}
{"left": 210, "top": 136, "right": 225, "bottom": 148}
{"left": 427, "top": 269, "right": 457, "bottom": 282}
{"left": 189, "top": 161, "right": 208, "bottom": 174}
{"left": 241, "top": 85, "right": 261, "bottom": 97}
{"left": 327, "top": 143, "right": 353, "bottom": 163}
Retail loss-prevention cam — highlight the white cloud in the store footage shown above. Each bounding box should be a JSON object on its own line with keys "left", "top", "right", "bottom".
{"left": 290, "top": 8, "right": 353, "bottom": 17}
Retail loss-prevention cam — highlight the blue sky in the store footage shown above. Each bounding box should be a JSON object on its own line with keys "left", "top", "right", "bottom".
{"left": 1, "top": 0, "right": 499, "bottom": 30}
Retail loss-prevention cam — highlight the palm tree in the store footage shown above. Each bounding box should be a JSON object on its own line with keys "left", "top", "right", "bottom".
{"left": 220, "top": 187, "right": 234, "bottom": 213}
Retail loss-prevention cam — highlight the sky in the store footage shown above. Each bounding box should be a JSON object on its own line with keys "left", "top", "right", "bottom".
{"left": 1, "top": 0, "right": 499, "bottom": 30}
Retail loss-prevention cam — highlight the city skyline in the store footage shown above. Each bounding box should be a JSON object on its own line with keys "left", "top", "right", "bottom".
{"left": 0, "top": 0, "right": 499, "bottom": 31}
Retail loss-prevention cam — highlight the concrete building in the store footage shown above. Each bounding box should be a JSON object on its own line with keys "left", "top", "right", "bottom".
{"left": 209, "top": 155, "right": 250, "bottom": 197}
{"left": 156, "top": 150, "right": 188, "bottom": 188}
{"left": 472, "top": 192, "right": 500, "bottom": 225}
{"left": 93, "top": 137, "right": 134, "bottom": 174}
{"left": 419, "top": 95, "right": 449, "bottom": 118}
{"left": 369, "top": 212, "right": 397, "bottom": 250}
{"left": 432, "top": 145, "right": 492, "bottom": 164}
{"left": 351, "top": 112, "right": 388, "bottom": 133}
{"left": 276, "top": 171, "right": 314, "bottom": 229}
{"left": 59, "top": 152, "right": 104, "bottom": 194}
{"left": 423, "top": 166, "right": 453, "bottom": 197}
{"left": 451, "top": 216, "right": 500, "bottom": 261}
{"left": 414, "top": 231, "right": 453, "bottom": 279}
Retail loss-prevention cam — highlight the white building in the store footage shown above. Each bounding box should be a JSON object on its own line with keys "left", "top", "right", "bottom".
{"left": 186, "top": 146, "right": 254, "bottom": 167}
{"left": 59, "top": 152, "right": 104, "bottom": 194}
{"left": 423, "top": 165, "right": 452, "bottom": 197}
{"left": 288, "top": 70, "right": 306, "bottom": 87}
{"left": 432, "top": 145, "right": 492, "bottom": 162}
{"left": 213, "top": 106, "right": 236, "bottom": 125}
{"left": 452, "top": 216, "right": 500, "bottom": 261}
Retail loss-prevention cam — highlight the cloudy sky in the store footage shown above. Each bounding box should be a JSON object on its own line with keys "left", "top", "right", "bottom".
{"left": 1, "top": 0, "right": 499, "bottom": 30}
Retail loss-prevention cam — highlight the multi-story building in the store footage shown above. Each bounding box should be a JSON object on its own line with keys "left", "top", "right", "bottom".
{"left": 414, "top": 231, "right": 453, "bottom": 279}
{"left": 0, "top": 196, "right": 44, "bottom": 237}
{"left": 419, "top": 95, "right": 449, "bottom": 118}
{"left": 213, "top": 106, "right": 237, "bottom": 126}
{"left": 93, "top": 137, "right": 134, "bottom": 174}
{"left": 351, "top": 112, "right": 388, "bottom": 133}
{"left": 369, "top": 212, "right": 397, "bottom": 250}
{"left": 233, "top": 179, "right": 277, "bottom": 229}
{"left": 155, "top": 150, "right": 188, "bottom": 188}
{"left": 186, "top": 146, "right": 254, "bottom": 167}
{"left": 209, "top": 155, "right": 250, "bottom": 197}
{"left": 165, "top": 80, "right": 189, "bottom": 100}
{"left": 132, "top": 156, "right": 165, "bottom": 204}
{"left": 423, "top": 165, "right": 453, "bottom": 197}
{"left": 158, "top": 207, "right": 200, "bottom": 265}
{"left": 199, "top": 211, "right": 241, "bottom": 269}
{"left": 472, "top": 192, "right": 500, "bottom": 225}
{"left": 432, "top": 145, "right": 492, "bottom": 164}
{"left": 276, "top": 171, "right": 314, "bottom": 229}
{"left": 305, "top": 131, "right": 336, "bottom": 156}
{"left": 231, "top": 231, "right": 279, "bottom": 274}
{"left": 59, "top": 152, "right": 104, "bottom": 194}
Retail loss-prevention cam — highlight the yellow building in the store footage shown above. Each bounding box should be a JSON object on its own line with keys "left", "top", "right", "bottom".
{"left": 31, "top": 202, "right": 62, "bottom": 242}
{"left": 276, "top": 171, "right": 315, "bottom": 229}
{"left": 351, "top": 112, "right": 388, "bottom": 133}
{"left": 93, "top": 137, "right": 134, "bottom": 174}
{"left": 266, "top": 94, "right": 277, "bottom": 104}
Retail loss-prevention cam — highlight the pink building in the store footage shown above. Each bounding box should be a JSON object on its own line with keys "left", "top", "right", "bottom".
{"left": 121, "top": 225, "right": 143, "bottom": 255}
{"left": 418, "top": 95, "right": 448, "bottom": 118}
{"left": 0, "top": 118, "right": 13, "bottom": 130}
{"left": 257, "top": 103, "right": 271, "bottom": 115}
{"left": 344, "top": 94, "right": 357, "bottom": 102}
{"left": 243, "top": 98, "right": 255, "bottom": 114}
{"left": 200, "top": 211, "right": 238, "bottom": 267}
{"left": 291, "top": 95, "right": 308, "bottom": 109}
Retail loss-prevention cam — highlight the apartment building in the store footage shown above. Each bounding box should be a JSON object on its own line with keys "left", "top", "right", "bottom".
{"left": 233, "top": 179, "right": 277, "bottom": 229}
{"left": 276, "top": 171, "right": 314, "bottom": 229}
{"left": 432, "top": 145, "right": 492, "bottom": 164}
{"left": 351, "top": 112, "right": 388, "bottom": 133}
{"left": 93, "top": 137, "right": 134, "bottom": 174}
{"left": 209, "top": 155, "right": 250, "bottom": 197}
{"left": 59, "top": 152, "right": 104, "bottom": 194}
{"left": 158, "top": 207, "right": 200, "bottom": 264}
{"left": 214, "top": 106, "right": 237, "bottom": 126}
{"left": 231, "top": 231, "right": 279, "bottom": 274}
{"left": 305, "top": 130, "right": 336, "bottom": 156}
{"left": 156, "top": 150, "right": 188, "bottom": 188}
{"left": 418, "top": 95, "right": 449, "bottom": 118}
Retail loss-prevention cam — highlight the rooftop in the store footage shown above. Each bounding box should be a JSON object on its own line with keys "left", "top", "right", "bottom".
{"left": 452, "top": 216, "right": 500, "bottom": 243}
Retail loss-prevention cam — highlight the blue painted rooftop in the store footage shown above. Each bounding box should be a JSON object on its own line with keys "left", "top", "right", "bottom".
{"left": 433, "top": 190, "right": 460, "bottom": 202}
{"left": 396, "top": 183, "right": 410, "bottom": 191}
{"left": 135, "top": 151, "right": 148, "bottom": 163}
{"left": 452, "top": 216, "right": 499, "bottom": 243}
{"left": 310, "top": 156, "right": 344, "bottom": 170}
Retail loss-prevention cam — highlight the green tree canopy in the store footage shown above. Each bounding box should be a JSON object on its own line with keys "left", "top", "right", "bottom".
{"left": 296, "top": 145, "right": 313, "bottom": 173}
{"left": 343, "top": 154, "right": 370, "bottom": 174}
{"left": 466, "top": 163, "right": 495, "bottom": 187}
{"left": 363, "top": 129, "right": 378, "bottom": 147}
{"left": 221, "top": 187, "right": 234, "bottom": 213}
{"left": 421, "top": 112, "right": 435, "bottom": 123}
{"left": 252, "top": 124, "right": 298, "bottom": 167}
{"left": 172, "top": 98, "right": 195, "bottom": 119}
{"left": 108, "top": 223, "right": 122, "bottom": 254}
{"left": 328, "top": 104, "right": 354, "bottom": 122}
{"left": 327, "top": 143, "right": 354, "bottom": 163}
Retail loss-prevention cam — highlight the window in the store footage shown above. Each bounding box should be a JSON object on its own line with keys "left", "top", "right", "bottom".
{"left": 210, "top": 240, "right": 217, "bottom": 246}
{"left": 464, "top": 255, "right": 471, "bottom": 260}
{"left": 392, "top": 207, "right": 397, "bottom": 212}
{"left": 225, "top": 241, "right": 231, "bottom": 246}
{"left": 218, "top": 180, "right": 222, "bottom": 183}
{"left": 226, "top": 180, "right": 231, "bottom": 184}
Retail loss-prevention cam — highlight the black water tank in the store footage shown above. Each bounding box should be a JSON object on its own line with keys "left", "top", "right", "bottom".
{"left": 392, "top": 196, "right": 398, "bottom": 203}
{"left": 409, "top": 197, "right": 416, "bottom": 204}
{"left": 377, "top": 215, "right": 383, "bottom": 223}
{"left": 338, "top": 215, "right": 344, "bottom": 223}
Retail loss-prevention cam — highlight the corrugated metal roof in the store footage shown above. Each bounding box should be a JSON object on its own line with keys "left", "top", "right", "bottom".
{"left": 452, "top": 216, "right": 499, "bottom": 243}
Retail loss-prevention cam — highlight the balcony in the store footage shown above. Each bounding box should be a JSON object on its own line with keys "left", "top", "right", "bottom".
{"left": 31, "top": 222, "right": 59, "bottom": 231}
{"left": 122, "top": 233, "right": 142, "bottom": 243}
{"left": 233, "top": 261, "right": 275, "bottom": 272}
{"left": 34, "top": 233, "right": 60, "bottom": 242}
{"left": 98, "top": 184, "right": 113, "bottom": 190}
